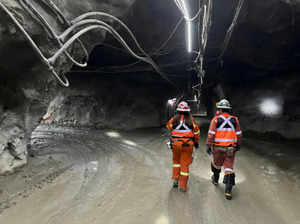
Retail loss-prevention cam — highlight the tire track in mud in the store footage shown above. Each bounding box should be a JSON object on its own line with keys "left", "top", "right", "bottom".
{"left": 0, "top": 165, "right": 71, "bottom": 215}
{"left": 26, "top": 129, "right": 98, "bottom": 224}
{"left": 44, "top": 137, "right": 109, "bottom": 224}
{"left": 86, "top": 135, "right": 164, "bottom": 223}
{"left": 44, "top": 133, "right": 147, "bottom": 224}
{"left": 3, "top": 128, "right": 300, "bottom": 224}
{"left": 84, "top": 133, "right": 170, "bottom": 223}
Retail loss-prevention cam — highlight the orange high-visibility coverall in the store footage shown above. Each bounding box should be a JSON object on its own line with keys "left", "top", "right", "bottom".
{"left": 206, "top": 112, "right": 242, "bottom": 174}
{"left": 167, "top": 115, "right": 200, "bottom": 190}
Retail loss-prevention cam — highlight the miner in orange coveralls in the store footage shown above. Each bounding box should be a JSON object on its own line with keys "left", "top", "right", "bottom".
{"left": 206, "top": 99, "right": 242, "bottom": 200}
{"left": 167, "top": 101, "right": 200, "bottom": 192}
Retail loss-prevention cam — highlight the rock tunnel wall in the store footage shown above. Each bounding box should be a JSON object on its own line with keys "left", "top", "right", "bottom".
{"left": 41, "top": 74, "right": 173, "bottom": 131}
{"left": 0, "top": 0, "right": 136, "bottom": 174}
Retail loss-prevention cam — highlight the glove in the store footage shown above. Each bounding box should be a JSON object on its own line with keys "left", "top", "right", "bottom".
{"left": 206, "top": 146, "right": 212, "bottom": 155}
{"left": 235, "top": 145, "right": 241, "bottom": 152}
{"left": 194, "top": 142, "right": 199, "bottom": 149}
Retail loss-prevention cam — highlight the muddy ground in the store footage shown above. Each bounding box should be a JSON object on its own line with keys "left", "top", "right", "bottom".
{"left": 0, "top": 125, "right": 300, "bottom": 224}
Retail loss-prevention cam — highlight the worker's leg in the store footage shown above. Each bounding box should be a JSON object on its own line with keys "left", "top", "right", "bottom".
{"left": 179, "top": 143, "right": 194, "bottom": 191}
{"left": 211, "top": 147, "right": 225, "bottom": 185}
{"left": 172, "top": 141, "right": 182, "bottom": 187}
{"left": 211, "top": 163, "right": 221, "bottom": 185}
{"left": 223, "top": 152, "right": 236, "bottom": 200}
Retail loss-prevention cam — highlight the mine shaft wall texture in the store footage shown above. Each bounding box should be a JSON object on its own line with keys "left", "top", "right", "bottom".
{"left": 41, "top": 74, "right": 172, "bottom": 131}
{"left": 0, "top": 0, "right": 135, "bottom": 175}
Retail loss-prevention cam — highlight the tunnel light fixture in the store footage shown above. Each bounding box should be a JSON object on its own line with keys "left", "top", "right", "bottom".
{"left": 175, "top": 0, "right": 193, "bottom": 53}
{"left": 187, "top": 21, "right": 192, "bottom": 53}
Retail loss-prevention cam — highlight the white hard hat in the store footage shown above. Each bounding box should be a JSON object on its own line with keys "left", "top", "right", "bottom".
{"left": 177, "top": 101, "right": 191, "bottom": 112}
{"left": 216, "top": 99, "right": 232, "bottom": 109}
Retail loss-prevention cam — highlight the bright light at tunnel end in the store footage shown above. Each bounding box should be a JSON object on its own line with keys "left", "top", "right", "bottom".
{"left": 259, "top": 98, "right": 282, "bottom": 117}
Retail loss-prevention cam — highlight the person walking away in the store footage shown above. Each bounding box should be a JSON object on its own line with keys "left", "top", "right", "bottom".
{"left": 167, "top": 101, "right": 200, "bottom": 192}
{"left": 206, "top": 99, "right": 242, "bottom": 200}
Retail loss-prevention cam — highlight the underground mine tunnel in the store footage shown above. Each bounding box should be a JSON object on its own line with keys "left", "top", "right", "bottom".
{"left": 0, "top": 0, "right": 300, "bottom": 223}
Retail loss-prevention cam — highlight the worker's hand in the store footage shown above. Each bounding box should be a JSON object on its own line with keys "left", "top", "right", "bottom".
{"left": 235, "top": 145, "right": 241, "bottom": 152}
{"left": 206, "top": 146, "right": 212, "bottom": 155}
{"left": 194, "top": 142, "right": 199, "bottom": 149}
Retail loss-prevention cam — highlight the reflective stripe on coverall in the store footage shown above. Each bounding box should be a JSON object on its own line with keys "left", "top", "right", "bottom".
{"left": 167, "top": 115, "right": 200, "bottom": 190}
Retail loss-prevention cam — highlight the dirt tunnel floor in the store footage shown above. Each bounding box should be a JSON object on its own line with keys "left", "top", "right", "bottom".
{"left": 0, "top": 125, "right": 300, "bottom": 224}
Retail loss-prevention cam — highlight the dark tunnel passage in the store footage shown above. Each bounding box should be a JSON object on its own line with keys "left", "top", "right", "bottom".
{"left": 0, "top": 0, "right": 300, "bottom": 223}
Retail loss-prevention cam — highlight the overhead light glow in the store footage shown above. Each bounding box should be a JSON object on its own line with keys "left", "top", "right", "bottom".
{"left": 187, "top": 21, "right": 192, "bottom": 53}
{"left": 259, "top": 98, "right": 282, "bottom": 116}
{"left": 175, "top": 0, "right": 193, "bottom": 53}
{"left": 180, "top": 0, "right": 192, "bottom": 53}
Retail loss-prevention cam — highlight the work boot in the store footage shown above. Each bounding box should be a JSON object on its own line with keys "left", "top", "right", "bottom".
{"left": 211, "top": 164, "right": 221, "bottom": 186}
{"left": 179, "top": 188, "right": 187, "bottom": 192}
{"left": 211, "top": 173, "right": 219, "bottom": 186}
{"left": 173, "top": 179, "right": 178, "bottom": 188}
{"left": 225, "top": 184, "right": 233, "bottom": 200}
{"left": 223, "top": 173, "right": 235, "bottom": 200}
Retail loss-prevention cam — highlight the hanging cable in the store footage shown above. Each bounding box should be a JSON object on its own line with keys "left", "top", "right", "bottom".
{"left": 152, "top": 17, "right": 184, "bottom": 55}
{"left": 70, "top": 17, "right": 185, "bottom": 74}
{"left": 39, "top": 0, "right": 89, "bottom": 62}
{"left": 18, "top": 0, "right": 88, "bottom": 67}
{"left": 0, "top": 2, "right": 69, "bottom": 86}
{"left": 1, "top": 2, "right": 181, "bottom": 89}
{"left": 218, "top": 0, "right": 245, "bottom": 61}
{"left": 174, "top": 0, "right": 201, "bottom": 22}
{"left": 51, "top": 20, "right": 179, "bottom": 89}
{"left": 190, "top": 0, "right": 214, "bottom": 108}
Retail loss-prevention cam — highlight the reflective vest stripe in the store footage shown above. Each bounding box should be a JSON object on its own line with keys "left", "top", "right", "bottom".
{"left": 214, "top": 114, "right": 239, "bottom": 146}
{"left": 174, "top": 115, "right": 192, "bottom": 132}
{"left": 215, "top": 138, "right": 237, "bottom": 142}
{"left": 171, "top": 115, "right": 194, "bottom": 140}
{"left": 180, "top": 171, "right": 189, "bottom": 176}
{"left": 173, "top": 130, "right": 193, "bottom": 133}
{"left": 173, "top": 164, "right": 180, "bottom": 168}
{"left": 216, "top": 128, "right": 235, "bottom": 131}
{"left": 224, "top": 168, "right": 233, "bottom": 173}
{"left": 219, "top": 115, "right": 235, "bottom": 131}
{"left": 208, "top": 130, "right": 216, "bottom": 134}
{"left": 171, "top": 135, "right": 194, "bottom": 139}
